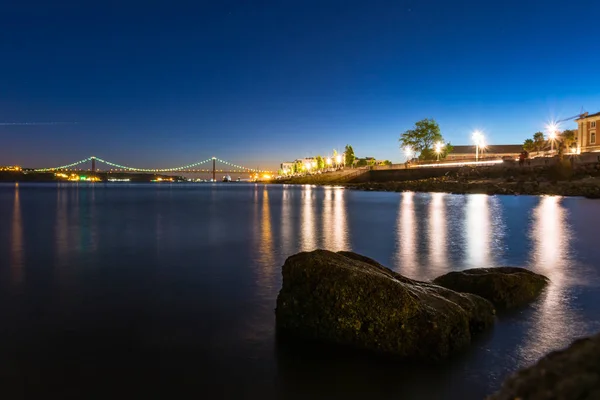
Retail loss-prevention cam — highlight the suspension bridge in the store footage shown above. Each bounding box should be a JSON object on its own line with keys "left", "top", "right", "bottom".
{"left": 33, "top": 156, "right": 275, "bottom": 181}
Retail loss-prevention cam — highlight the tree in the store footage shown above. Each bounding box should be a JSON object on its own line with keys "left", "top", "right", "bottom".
{"left": 523, "top": 138, "right": 535, "bottom": 152}
{"left": 356, "top": 158, "right": 368, "bottom": 167}
{"left": 399, "top": 118, "right": 445, "bottom": 159}
{"left": 557, "top": 129, "right": 576, "bottom": 160}
{"left": 560, "top": 129, "right": 576, "bottom": 150}
{"left": 381, "top": 160, "right": 392, "bottom": 166}
{"left": 315, "top": 155, "right": 324, "bottom": 170}
{"left": 344, "top": 145, "right": 355, "bottom": 167}
{"left": 332, "top": 149, "right": 338, "bottom": 165}
{"left": 367, "top": 159, "right": 376, "bottom": 166}
{"left": 533, "top": 132, "right": 545, "bottom": 153}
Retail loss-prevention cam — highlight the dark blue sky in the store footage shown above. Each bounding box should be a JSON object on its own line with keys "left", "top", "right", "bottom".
{"left": 1, "top": 0, "right": 599, "bottom": 169}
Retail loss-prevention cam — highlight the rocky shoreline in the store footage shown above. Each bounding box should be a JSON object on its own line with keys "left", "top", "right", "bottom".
{"left": 344, "top": 176, "right": 600, "bottom": 198}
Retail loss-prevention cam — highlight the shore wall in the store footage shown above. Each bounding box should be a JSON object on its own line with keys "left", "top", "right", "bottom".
{"left": 352, "top": 167, "right": 462, "bottom": 183}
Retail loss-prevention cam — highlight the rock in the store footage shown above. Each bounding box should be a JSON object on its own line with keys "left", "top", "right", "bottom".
{"left": 275, "top": 250, "right": 495, "bottom": 361}
{"left": 488, "top": 332, "right": 600, "bottom": 400}
{"left": 433, "top": 267, "right": 549, "bottom": 310}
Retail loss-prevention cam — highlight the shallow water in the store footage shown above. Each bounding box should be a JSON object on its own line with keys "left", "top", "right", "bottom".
{"left": 1, "top": 183, "right": 599, "bottom": 399}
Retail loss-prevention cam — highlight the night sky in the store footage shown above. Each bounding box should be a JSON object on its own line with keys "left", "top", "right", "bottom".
{"left": 1, "top": 0, "right": 599, "bottom": 169}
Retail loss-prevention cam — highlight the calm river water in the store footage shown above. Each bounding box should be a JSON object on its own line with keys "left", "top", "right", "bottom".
{"left": 1, "top": 183, "right": 600, "bottom": 399}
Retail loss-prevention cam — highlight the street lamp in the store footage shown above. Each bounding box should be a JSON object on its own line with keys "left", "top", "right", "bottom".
{"left": 326, "top": 157, "right": 332, "bottom": 166}
{"left": 434, "top": 141, "right": 444, "bottom": 162}
{"left": 546, "top": 122, "right": 559, "bottom": 154}
{"left": 335, "top": 154, "right": 342, "bottom": 167}
{"left": 472, "top": 131, "right": 484, "bottom": 161}
{"left": 404, "top": 146, "right": 413, "bottom": 164}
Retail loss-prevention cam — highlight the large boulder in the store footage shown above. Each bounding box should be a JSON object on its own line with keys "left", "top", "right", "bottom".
{"left": 432, "top": 267, "right": 549, "bottom": 310}
{"left": 488, "top": 332, "right": 600, "bottom": 400}
{"left": 275, "top": 250, "right": 495, "bottom": 361}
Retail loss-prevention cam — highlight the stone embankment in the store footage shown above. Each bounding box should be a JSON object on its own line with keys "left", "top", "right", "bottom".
{"left": 278, "top": 163, "right": 600, "bottom": 198}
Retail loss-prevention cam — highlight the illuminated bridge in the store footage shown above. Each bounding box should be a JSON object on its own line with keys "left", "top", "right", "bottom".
{"left": 33, "top": 156, "right": 274, "bottom": 180}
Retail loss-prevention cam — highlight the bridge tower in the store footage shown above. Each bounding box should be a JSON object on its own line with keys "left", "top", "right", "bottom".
{"left": 91, "top": 157, "right": 96, "bottom": 173}
{"left": 212, "top": 157, "right": 216, "bottom": 182}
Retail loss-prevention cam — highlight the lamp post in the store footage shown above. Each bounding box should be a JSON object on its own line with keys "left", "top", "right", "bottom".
{"left": 472, "top": 131, "right": 484, "bottom": 161}
{"left": 335, "top": 154, "right": 342, "bottom": 168}
{"left": 434, "top": 141, "right": 444, "bottom": 162}
{"left": 547, "top": 122, "right": 559, "bottom": 154}
{"left": 404, "top": 146, "right": 413, "bottom": 168}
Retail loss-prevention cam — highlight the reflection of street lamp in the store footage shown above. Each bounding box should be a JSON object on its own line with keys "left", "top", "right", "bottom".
{"left": 434, "top": 142, "right": 444, "bottom": 162}
{"left": 472, "top": 131, "right": 484, "bottom": 161}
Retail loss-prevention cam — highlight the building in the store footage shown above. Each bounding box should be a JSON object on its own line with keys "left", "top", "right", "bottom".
{"left": 575, "top": 111, "right": 600, "bottom": 153}
{"left": 445, "top": 145, "right": 523, "bottom": 161}
{"left": 280, "top": 162, "right": 294, "bottom": 172}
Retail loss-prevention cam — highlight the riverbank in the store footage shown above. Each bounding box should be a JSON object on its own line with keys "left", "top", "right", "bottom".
{"left": 344, "top": 176, "right": 600, "bottom": 198}
{"left": 277, "top": 162, "right": 600, "bottom": 198}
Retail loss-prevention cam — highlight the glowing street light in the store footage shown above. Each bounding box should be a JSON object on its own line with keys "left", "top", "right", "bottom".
{"left": 335, "top": 154, "right": 342, "bottom": 166}
{"left": 404, "top": 146, "right": 413, "bottom": 160}
{"left": 326, "top": 157, "right": 332, "bottom": 166}
{"left": 472, "top": 131, "right": 485, "bottom": 161}
{"left": 434, "top": 141, "right": 444, "bottom": 162}
{"left": 546, "top": 122, "right": 559, "bottom": 154}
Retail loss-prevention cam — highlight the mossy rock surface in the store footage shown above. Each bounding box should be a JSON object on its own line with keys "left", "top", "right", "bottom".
{"left": 433, "top": 267, "right": 549, "bottom": 310}
{"left": 275, "top": 250, "right": 495, "bottom": 361}
{"left": 488, "top": 332, "right": 600, "bottom": 400}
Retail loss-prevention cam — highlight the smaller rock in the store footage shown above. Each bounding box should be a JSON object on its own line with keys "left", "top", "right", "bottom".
{"left": 488, "top": 332, "right": 600, "bottom": 400}
{"left": 432, "top": 267, "right": 549, "bottom": 309}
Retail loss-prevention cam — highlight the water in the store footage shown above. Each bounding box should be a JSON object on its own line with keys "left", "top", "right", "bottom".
{"left": 1, "top": 183, "right": 600, "bottom": 399}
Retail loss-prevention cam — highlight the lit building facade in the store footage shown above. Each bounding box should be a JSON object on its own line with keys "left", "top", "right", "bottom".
{"left": 575, "top": 111, "right": 600, "bottom": 153}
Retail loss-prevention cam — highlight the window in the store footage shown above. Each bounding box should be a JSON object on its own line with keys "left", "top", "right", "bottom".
{"left": 592, "top": 121, "right": 597, "bottom": 128}
{"left": 591, "top": 132, "right": 596, "bottom": 145}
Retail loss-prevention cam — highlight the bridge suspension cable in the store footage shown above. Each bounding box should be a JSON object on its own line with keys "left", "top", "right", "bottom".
{"left": 34, "top": 156, "right": 273, "bottom": 173}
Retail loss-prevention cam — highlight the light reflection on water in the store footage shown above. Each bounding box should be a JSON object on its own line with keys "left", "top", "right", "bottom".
{"left": 300, "top": 185, "right": 316, "bottom": 251}
{"left": 428, "top": 193, "right": 447, "bottom": 276}
{"left": 465, "top": 194, "right": 492, "bottom": 268}
{"left": 519, "top": 196, "right": 582, "bottom": 363}
{"left": 395, "top": 192, "right": 418, "bottom": 276}
{"left": 10, "top": 183, "right": 23, "bottom": 285}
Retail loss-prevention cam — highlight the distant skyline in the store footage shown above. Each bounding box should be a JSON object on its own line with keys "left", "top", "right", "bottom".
{"left": 2, "top": 0, "right": 600, "bottom": 169}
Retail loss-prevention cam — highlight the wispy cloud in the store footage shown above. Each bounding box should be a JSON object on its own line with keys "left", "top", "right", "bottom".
{"left": 0, "top": 122, "right": 77, "bottom": 126}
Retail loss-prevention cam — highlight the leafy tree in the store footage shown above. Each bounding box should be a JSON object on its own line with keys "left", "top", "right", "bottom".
{"left": 332, "top": 149, "right": 338, "bottom": 165}
{"left": 381, "top": 160, "right": 392, "bottom": 165}
{"left": 399, "top": 118, "right": 445, "bottom": 158}
{"left": 523, "top": 138, "right": 535, "bottom": 152}
{"left": 533, "top": 132, "right": 545, "bottom": 153}
{"left": 557, "top": 129, "right": 577, "bottom": 160}
{"left": 367, "top": 159, "right": 376, "bottom": 166}
{"left": 344, "top": 145, "right": 355, "bottom": 167}
{"left": 315, "top": 155, "right": 325, "bottom": 170}
{"left": 356, "top": 159, "right": 368, "bottom": 167}
{"left": 560, "top": 129, "right": 576, "bottom": 149}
